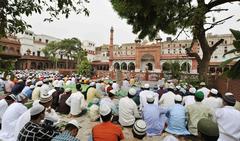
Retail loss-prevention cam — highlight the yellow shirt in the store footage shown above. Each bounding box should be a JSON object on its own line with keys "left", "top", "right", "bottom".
{"left": 86, "top": 87, "right": 100, "bottom": 103}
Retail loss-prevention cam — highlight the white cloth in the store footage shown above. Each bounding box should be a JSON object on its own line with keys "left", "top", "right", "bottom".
{"left": 14, "top": 110, "right": 30, "bottom": 141}
{"left": 197, "top": 87, "right": 210, "bottom": 98}
{"left": 118, "top": 97, "right": 140, "bottom": 126}
{"left": 33, "top": 100, "right": 59, "bottom": 123}
{"left": 0, "top": 99, "right": 8, "bottom": 123}
{"left": 88, "top": 104, "right": 99, "bottom": 121}
{"left": 99, "top": 97, "right": 118, "bottom": 115}
{"left": 182, "top": 96, "right": 195, "bottom": 107}
{"left": 122, "top": 80, "right": 130, "bottom": 89}
{"left": 40, "top": 84, "right": 51, "bottom": 95}
{"left": 31, "top": 87, "right": 41, "bottom": 100}
{"left": 202, "top": 97, "right": 223, "bottom": 110}
{"left": 0, "top": 103, "right": 27, "bottom": 140}
{"left": 159, "top": 91, "right": 175, "bottom": 108}
{"left": 112, "top": 83, "right": 119, "bottom": 91}
{"left": 52, "top": 80, "right": 59, "bottom": 87}
{"left": 215, "top": 106, "right": 240, "bottom": 141}
{"left": 139, "top": 90, "right": 159, "bottom": 110}
{"left": 65, "top": 91, "right": 85, "bottom": 115}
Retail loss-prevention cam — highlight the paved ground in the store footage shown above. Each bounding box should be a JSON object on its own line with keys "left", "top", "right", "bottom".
{"left": 59, "top": 114, "right": 200, "bottom": 141}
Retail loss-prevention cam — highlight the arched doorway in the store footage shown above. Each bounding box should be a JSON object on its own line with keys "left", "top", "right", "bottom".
{"left": 121, "top": 62, "right": 127, "bottom": 70}
{"left": 30, "top": 62, "right": 36, "bottom": 69}
{"left": 181, "top": 62, "right": 191, "bottom": 73}
{"left": 146, "top": 63, "right": 153, "bottom": 71}
{"left": 128, "top": 62, "right": 135, "bottom": 71}
{"left": 162, "top": 62, "right": 171, "bottom": 72}
{"left": 141, "top": 54, "right": 155, "bottom": 71}
{"left": 37, "top": 62, "right": 43, "bottom": 69}
{"left": 114, "top": 62, "right": 120, "bottom": 70}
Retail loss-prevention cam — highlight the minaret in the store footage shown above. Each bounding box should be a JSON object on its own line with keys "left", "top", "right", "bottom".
{"left": 109, "top": 26, "right": 114, "bottom": 68}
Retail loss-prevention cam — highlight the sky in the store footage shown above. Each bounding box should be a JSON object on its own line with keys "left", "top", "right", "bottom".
{"left": 25, "top": 0, "right": 240, "bottom": 46}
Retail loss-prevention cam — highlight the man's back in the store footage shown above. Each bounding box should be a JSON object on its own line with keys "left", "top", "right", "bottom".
{"left": 66, "top": 91, "right": 85, "bottom": 116}
{"left": 215, "top": 106, "right": 240, "bottom": 141}
{"left": 57, "top": 94, "right": 71, "bottom": 114}
{"left": 92, "top": 121, "right": 124, "bottom": 141}
{"left": 118, "top": 97, "right": 139, "bottom": 126}
{"left": 159, "top": 91, "right": 175, "bottom": 108}
{"left": 18, "top": 121, "right": 58, "bottom": 141}
{"left": 186, "top": 102, "right": 213, "bottom": 135}
{"left": 143, "top": 104, "right": 166, "bottom": 136}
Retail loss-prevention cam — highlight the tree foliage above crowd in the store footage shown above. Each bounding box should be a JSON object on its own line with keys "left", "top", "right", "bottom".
{"left": 110, "top": 0, "right": 240, "bottom": 81}
{"left": 221, "top": 29, "right": 240, "bottom": 79}
{"left": 0, "top": 0, "right": 90, "bottom": 37}
{"left": 42, "top": 38, "right": 87, "bottom": 69}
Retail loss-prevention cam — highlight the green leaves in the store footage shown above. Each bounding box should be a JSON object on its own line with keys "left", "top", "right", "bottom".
{"left": 221, "top": 29, "right": 240, "bottom": 78}
{"left": 0, "top": 0, "right": 90, "bottom": 37}
{"left": 77, "top": 59, "right": 93, "bottom": 77}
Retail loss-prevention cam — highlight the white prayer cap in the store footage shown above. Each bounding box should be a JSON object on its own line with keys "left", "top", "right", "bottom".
{"left": 36, "top": 81, "right": 43, "bottom": 86}
{"left": 40, "top": 92, "right": 53, "bottom": 103}
{"left": 144, "top": 84, "right": 150, "bottom": 89}
{"left": 182, "top": 85, "right": 187, "bottom": 89}
{"left": 168, "top": 83, "right": 175, "bottom": 90}
{"left": 43, "top": 78, "right": 49, "bottom": 83}
{"left": 90, "top": 82, "right": 96, "bottom": 86}
{"left": 26, "top": 79, "right": 31, "bottom": 84}
{"left": 30, "top": 104, "right": 45, "bottom": 116}
{"left": 176, "top": 85, "right": 181, "bottom": 90}
{"left": 200, "top": 82, "right": 206, "bottom": 86}
{"left": 146, "top": 94, "right": 154, "bottom": 103}
{"left": 17, "top": 93, "right": 27, "bottom": 102}
{"left": 109, "top": 89, "right": 116, "bottom": 95}
{"left": 65, "top": 88, "right": 72, "bottom": 93}
{"left": 82, "top": 77, "right": 86, "bottom": 80}
{"left": 8, "top": 94, "right": 17, "bottom": 101}
{"left": 68, "top": 120, "right": 81, "bottom": 129}
{"left": 225, "top": 92, "right": 233, "bottom": 96}
{"left": 180, "top": 88, "right": 186, "bottom": 94}
{"left": 100, "top": 105, "right": 111, "bottom": 116}
{"left": 48, "top": 89, "right": 56, "bottom": 95}
{"left": 30, "top": 85, "right": 35, "bottom": 89}
{"left": 129, "top": 88, "right": 137, "bottom": 96}
{"left": 133, "top": 120, "right": 147, "bottom": 136}
{"left": 174, "top": 95, "right": 182, "bottom": 102}
{"left": 189, "top": 87, "right": 196, "bottom": 94}
{"left": 210, "top": 88, "right": 218, "bottom": 95}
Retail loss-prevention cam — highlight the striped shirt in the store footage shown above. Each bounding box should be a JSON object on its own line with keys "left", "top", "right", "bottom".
{"left": 51, "top": 131, "right": 80, "bottom": 141}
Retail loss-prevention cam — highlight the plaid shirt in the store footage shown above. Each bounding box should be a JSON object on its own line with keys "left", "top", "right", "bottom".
{"left": 51, "top": 131, "right": 80, "bottom": 141}
{"left": 17, "top": 121, "right": 58, "bottom": 141}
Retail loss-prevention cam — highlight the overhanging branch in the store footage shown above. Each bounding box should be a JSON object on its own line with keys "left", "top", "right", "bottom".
{"left": 185, "top": 36, "right": 201, "bottom": 63}
{"left": 205, "top": 15, "right": 233, "bottom": 31}
{"left": 207, "top": 0, "right": 240, "bottom": 10}
{"left": 210, "top": 38, "right": 224, "bottom": 52}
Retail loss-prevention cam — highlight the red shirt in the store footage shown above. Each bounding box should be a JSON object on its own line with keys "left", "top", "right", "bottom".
{"left": 92, "top": 121, "right": 124, "bottom": 141}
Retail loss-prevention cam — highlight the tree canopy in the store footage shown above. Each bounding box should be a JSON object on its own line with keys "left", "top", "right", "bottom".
{"left": 0, "top": 0, "right": 90, "bottom": 37}
{"left": 221, "top": 29, "right": 240, "bottom": 79}
{"left": 42, "top": 38, "right": 87, "bottom": 69}
{"left": 111, "top": 0, "right": 240, "bottom": 81}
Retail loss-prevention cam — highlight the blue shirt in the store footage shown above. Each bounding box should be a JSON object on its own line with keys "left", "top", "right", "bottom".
{"left": 51, "top": 131, "right": 80, "bottom": 141}
{"left": 165, "top": 104, "right": 190, "bottom": 135}
{"left": 143, "top": 104, "right": 167, "bottom": 136}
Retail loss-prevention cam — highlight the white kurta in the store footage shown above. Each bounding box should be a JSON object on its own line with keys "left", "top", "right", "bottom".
{"left": 139, "top": 90, "right": 159, "bottom": 110}
{"left": 0, "top": 103, "right": 27, "bottom": 140}
{"left": 215, "top": 106, "right": 240, "bottom": 141}
{"left": 182, "top": 95, "right": 195, "bottom": 107}
{"left": 66, "top": 91, "right": 85, "bottom": 116}
{"left": 112, "top": 83, "right": 119, "bottom": 91}
{"left": 40, "top": 84, "right": 51, "bottom": 95}
{"left": 0, "top": 99, "right": 8, "bottom": 124}
{"left": 202, "top": 97, "right": 223, "bottom": 110}
{"left": 118, "top": 97, "right": 140, "bottom": 126}
{"left": 14, "top": 110, "right": 31, "bottom": 141}
{"left": 197, "top": 87, "right": 210, "bottom": 98}
{"left": 159, "top": 91, "right": 175, "bottom": 108}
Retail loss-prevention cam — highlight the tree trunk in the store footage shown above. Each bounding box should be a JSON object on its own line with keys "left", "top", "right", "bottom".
{"left": 198, "top": 54, "right": 211, "bottom": 81}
